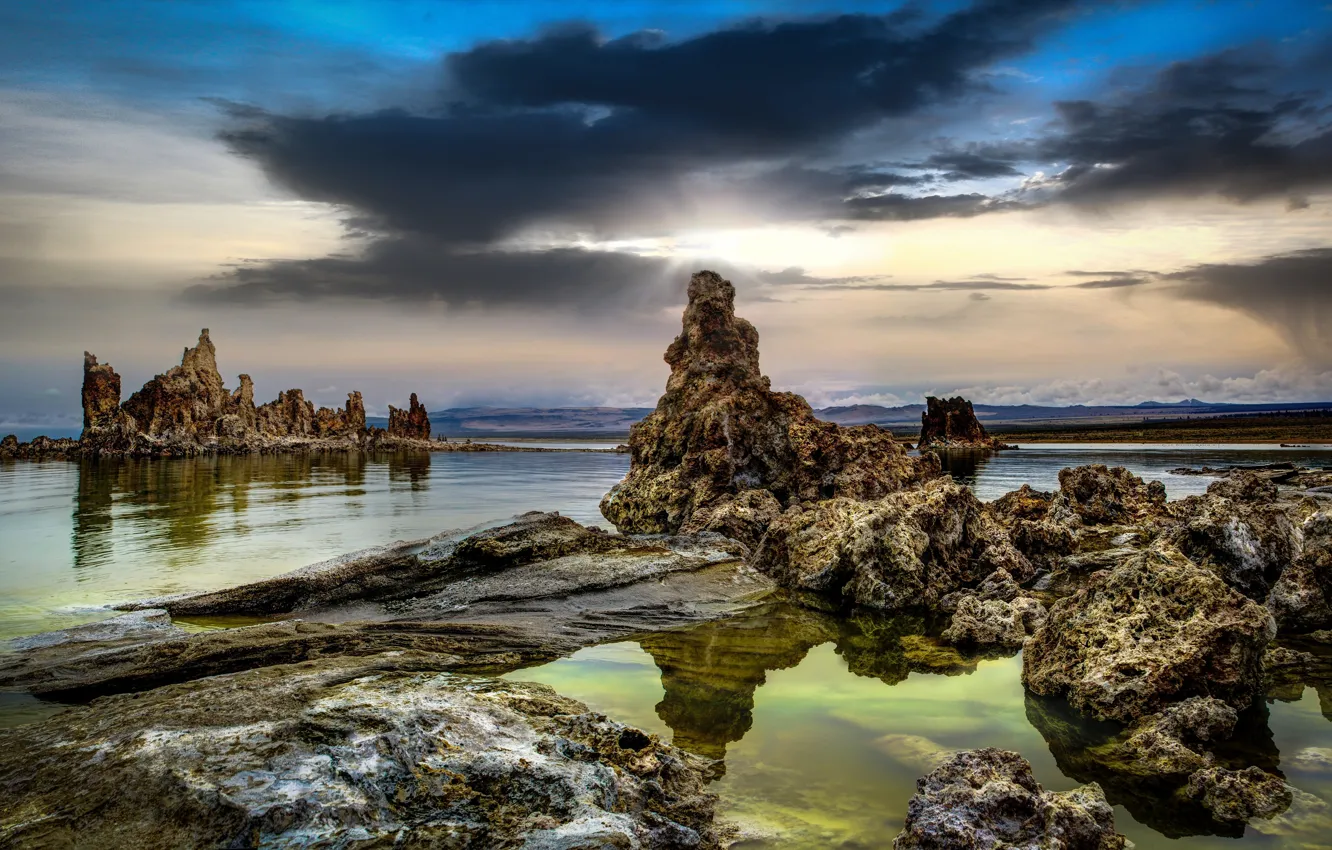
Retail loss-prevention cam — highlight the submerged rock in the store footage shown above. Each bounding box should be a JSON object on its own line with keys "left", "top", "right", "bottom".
{"left": 893, "top": 748, "right": 1127, "bottom": 849}
{"left": 753, "top": 477, "right": 1029, "bottom": 612}
{"left": 917, "top": 396, "right": 1003, "bottom": 450}
{"left": 0, "top": 661, "right": 722, "bottom": 849}
{"left": 388, "top": 392, "right": 432, "bottom": 440}
{"left": 1023, "top": 546, "right": 1275, "bottom": 722}
{"left": 601, "top": 270, "right": 934, "bottom": 535}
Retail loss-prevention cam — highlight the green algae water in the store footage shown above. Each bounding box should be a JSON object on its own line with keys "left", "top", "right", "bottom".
{"left": 507, "top": 602, "right": 1332, "bottom": 850}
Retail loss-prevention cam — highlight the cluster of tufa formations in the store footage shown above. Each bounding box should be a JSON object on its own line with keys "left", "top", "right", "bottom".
{"left": 9, "top": 270, "right": 1332, "bottom": 847}
{"left": 61, "top": 329, "right": 431, "bottom": 457}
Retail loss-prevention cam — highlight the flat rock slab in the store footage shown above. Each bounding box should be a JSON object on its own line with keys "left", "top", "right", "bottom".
{"left": 0, "top": 657, "right": 723, "bottom": 849}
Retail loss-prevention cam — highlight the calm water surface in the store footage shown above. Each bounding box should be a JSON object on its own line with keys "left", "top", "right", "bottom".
{"left": 0, "top": 451, "right": 629, "bottom": 640}
{"left": 508, "top": 602, "right": 1332, "bottom": 850}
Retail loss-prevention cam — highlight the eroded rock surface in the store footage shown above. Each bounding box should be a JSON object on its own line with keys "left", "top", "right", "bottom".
{"left": 917, "top": 396, "right": 1003, "bottom": 450}
{"left": 389, "top": 392, "right": 432, "bottom": 440}
{"left": 941, "top": 595, "right": 1046, "bottom": 650}
{"left": 893, "top": 748, "right": 1127, "bottom": 849}
{"left": 753, "top": 477, "right": 1029, "bottom": 612}
{"left": 0, "top": 661, "right": 722, "bottom": 849}
{"left": 601, "top": 270, "right": 934, "bottom": 535}
{"left": 1050, "top": 464, "right": 1168, "bottom": 528}
{"left": 1023, "top": 546, "right": 1275, "bottom": 722}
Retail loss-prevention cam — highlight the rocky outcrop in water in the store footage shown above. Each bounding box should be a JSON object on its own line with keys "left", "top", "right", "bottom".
{"left": 1268, "top": 511, "right": 1332, "bottom": 632}
{"left": 917, "top": 396, "right": 1004, "bottom": 450}
{"left": 1165, "top": 472, "right": 1300, "bottom": 601}
{"left": 1022, "top": 546, "right": 1275, "bottom": 722}
{"left": 752, "top": 477, "right": 1029, "bottom": 612}
{"left": 893, "top": 748, "right": 1127, "bottom": 849}
{"left": 1050, "top": 464, "right": 1168, "bottom": 527}
{"left": 601, "top": 270, "right": 935, "bottom": 535}
{"left": 315, "top": 391, "right": 367, "bottom": 437}
{"left": 941, "top": 595, "right": 1047, "bottom": 650}
{"left": 62, "top": 329, "right": 456, "bottom": 457}
{"left": 388, "top": 392, "right": 431, "bottom": 440}
{"left": 0, "top": 661, "right": 722, "bottom": 849}
{"left": 120, "top": 329, "right": 230, "bottom": 443}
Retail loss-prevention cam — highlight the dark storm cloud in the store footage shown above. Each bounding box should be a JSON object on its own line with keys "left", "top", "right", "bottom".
{"left": 1164, "top": 247, "right": 1332, "bottom": 362}
{"left": 184, "top": 239, "right": 691, "bottom": 309}
{"left": 218, "top": 1, "right": 1084, "bottom": 254}
{"left": 975, "top": 43, "right": 1332, "bottom": 208}
{"left": 841, "top": 191, "right": 1027, "bottom": 221}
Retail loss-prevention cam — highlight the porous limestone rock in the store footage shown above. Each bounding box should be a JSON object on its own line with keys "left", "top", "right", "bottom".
{"left": 752, "top": 477, "right": 1030, "bottom": 612}
{"left": 1167, "top": 472, "right": 1299, "bottom": 600}
{"left": 679, "top": 487, "right": 783, "bottom": 554}
{"left": 0, "top": 662, "right": 722, "bottom": 849}
{"left": 917, "top": 396, "right": 1001, "bottom": 450}
{"left": 601, "top": 270, "right": 935, "bottom": 534}
{"left": 388, "top": 392, "right": 431, "bottom": 440}
{"left": 893, "top": 748, "right": 1127, "bottom": 849}
{"left": 1023, "top": 546, "right": 1276, "bottom": 722}
{"left": 1268, "top": 511, "right": 1332, "bottom": 632}
{"left": 942, "top": 595, "right": 1047, "bottom": 650}
{"left": 1049, "top": 464, "right": 1168, "bottom": 528}
{"left": 1183, "top": 766, "right": 1292, "bottom": 824}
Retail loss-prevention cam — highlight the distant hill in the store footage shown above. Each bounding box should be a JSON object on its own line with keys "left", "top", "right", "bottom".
{"left": 367, "top": 400, "right": 1332, "bottom": 438}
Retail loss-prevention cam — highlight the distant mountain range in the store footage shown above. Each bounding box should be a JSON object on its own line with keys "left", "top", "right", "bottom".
{"left": 367, "top": 400, "right": 1332, "bottom": 438}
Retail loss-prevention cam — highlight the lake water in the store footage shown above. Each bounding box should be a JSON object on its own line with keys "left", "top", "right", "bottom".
{"left": 507, "top": 601, "right": 1332, "bottom": 850}
{"left": 5, "top": 444, "right": 1332, "bottom": 847}
{"left": 3, "top": 443, "right": 1332, "bottom": 641}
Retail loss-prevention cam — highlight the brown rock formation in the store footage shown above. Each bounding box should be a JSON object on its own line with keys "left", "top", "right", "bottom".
{"left": 752, "top": 477, "right": 1030, "bottom": 612}
{"left": 314, "top": 391, "right": 367, "bottom": 437}
{"left": 387, "top": 392, "right": 430, "bottom": 439}
{"left": 601, "top": 270, "right": 935, "bottom": 534}
{"left": 256, "top": 389, "right": 315, "bottom": 437}
{"left": 81, "top": 352, "right": 121, "bottom": 430}
{"left": 121, "top": 329, "right": 229, "bottom": 442}
{"left": 1022, "top": 546, "right": 1275, "bottom": 722}
{"left": 80, "top": 351, "right": 140, "bottom": 454}
{"left": 917, "top": 396, "right": 1001, "bottom": 450}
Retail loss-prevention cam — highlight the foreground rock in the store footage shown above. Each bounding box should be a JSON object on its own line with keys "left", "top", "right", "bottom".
{"left": 753, "top": 477, "right": 1029, "bottom": 612}
{"left": 893, "top": 748, "right": 1127, "bottom": 849}
{"left": 0, "top": 659, "right": 722, "bottom": 849}
{"left": 917, "top": 396, "right": 1006, "bottom": 450}
{"left": 1023, "top": 546, "right": 1274, "bottom": 722}
{"left": 601, "top": 270, "right": 935, "bottom": 536}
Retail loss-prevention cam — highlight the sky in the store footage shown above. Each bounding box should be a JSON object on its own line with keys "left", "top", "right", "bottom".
{"left": 1, "top": 0, "right": 1331, "bottom": 431}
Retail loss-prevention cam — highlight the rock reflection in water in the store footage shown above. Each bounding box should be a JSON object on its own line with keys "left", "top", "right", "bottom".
{"left": 637, "top": 601, "right": 969, "bottom": 764}
{"left": 1024, "top": 692, "right": 1282, "bottom": 838}
{"left": 932, "top": 448, "right": 997, "bottom": 488}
